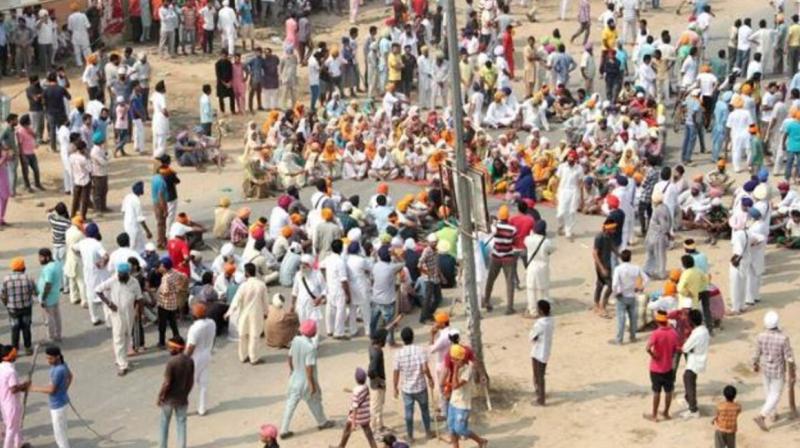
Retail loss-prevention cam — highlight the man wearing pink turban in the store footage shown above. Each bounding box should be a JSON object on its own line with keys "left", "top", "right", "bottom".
{"left": 279, "top": 320, "right": 334, "bottom": 438}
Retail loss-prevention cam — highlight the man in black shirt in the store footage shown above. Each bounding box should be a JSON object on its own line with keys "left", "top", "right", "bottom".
{"left": 367, "top": 329, "right": 387, "bottom": 432}
{"left": 25, "top": 75, "right": 45, "bottom": 144}
{"left": 158, "top": 336, "right": 194, "bottom": 448}
{"left": 593, "top": 219, "right": 618, "bottom": 318}
{"left": 42, "top": 73, "right": 71, "bottom": 151}
{"left": 215, "top": 49, "right": 235, "bottom": 114}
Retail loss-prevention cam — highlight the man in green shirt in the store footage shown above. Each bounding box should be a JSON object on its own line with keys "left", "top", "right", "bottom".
{"left": 709, "top": 49, "right": 728, "bottom": 82}
{"left": 37, "top": 248, "right": 63, "bottom": 342}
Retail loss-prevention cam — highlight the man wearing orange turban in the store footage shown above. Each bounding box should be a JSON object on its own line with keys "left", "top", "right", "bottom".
{"left": 482, "top": 205, "right": 518, "bottom": 314}
{"left": 556, "top": 149, "right": 585, "bottom": 240}
{"left": 314, "top": 208, "right": 343, "bottom": 259}
{"left": 3, "top": 258, "right": 36, "bottom": 354}
{"left": 726, "top": 91, "right": 756, "bottom": 173}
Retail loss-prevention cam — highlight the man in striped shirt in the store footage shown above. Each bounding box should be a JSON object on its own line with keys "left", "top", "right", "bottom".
{"left": 482, "top": 205, "right": 518, "bottom": 314}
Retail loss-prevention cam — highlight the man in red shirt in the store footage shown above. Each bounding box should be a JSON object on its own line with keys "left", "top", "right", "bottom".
{"left": 509, "top": 201, "right": 536, "bottom": 292}
{"left": 167, "top": 224, "right": 191, "bottom": 277}
{"left": 645, "top": 310, "right": 679, "bottom": 422}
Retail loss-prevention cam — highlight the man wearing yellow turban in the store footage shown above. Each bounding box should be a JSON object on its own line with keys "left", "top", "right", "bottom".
{"left": 68, "top": 3, "right": 92, "bottom": 67}
{"left": 726, "top": 91, "right": 756, "bottom": 172}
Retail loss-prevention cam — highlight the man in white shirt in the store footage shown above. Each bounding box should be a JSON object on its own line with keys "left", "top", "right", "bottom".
{"left": 529, "top": 300, "right": 554, "bottom": 406}
{"left": 726, "top": 98, "right": 755, "bottom": 172}
{"left": 186, "top": 302, "right": 217, "bottom": 415}
{"left": 291, "top": 255, "right": 326, "bottom": 346}
{"left": 637, "top": 54, "right": 657, "bottom": 97}
{"left": 67, "top": 6, "right": 91, "bottom": 67}
{"left": 735, "top": 18, "right": 753, "bottom": 71}
{"left": 159, "top": 0, "right": 179, "bottom": 57}
{"left": 320, "top": 240, "right": 351, "bottom": 339}
{"left": 681, "top": 309, "right": 709, "bottom": 419}
{"left": 199, "top": 2, "right": 216, "bottom": 54}
{"left": 680, "top": 46, "right": 699, "bottom": 92}
{"left": 620, "top": 0, "right": 639, "bottom": 45}
{"left": 36, "top": 10, "right": 55, "bottom": 73}
{"left": 696, "top": 66, "right": 718, "bottom": 128}
{"left": 611, "top": 249, "right": 648, "bottom": 344}
{"left": 217, "top": 0, "right": 239, "bottom": 56}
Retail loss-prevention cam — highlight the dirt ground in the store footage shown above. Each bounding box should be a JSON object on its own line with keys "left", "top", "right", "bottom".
{"left": 1, "top": 1, "right": 799, "bottom": 447}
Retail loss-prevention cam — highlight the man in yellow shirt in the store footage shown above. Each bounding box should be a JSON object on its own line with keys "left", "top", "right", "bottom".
{"left": 601, "top": 20, "right": 618, "bottom": 52}
{"left": 677, "top": 255, "right": 708, "bottom": 309}
{"left": 787, "top": 15, "right": 800, "bottom": 75}
{"left": 387, "top": 43, "right": 403, "bottom": 87}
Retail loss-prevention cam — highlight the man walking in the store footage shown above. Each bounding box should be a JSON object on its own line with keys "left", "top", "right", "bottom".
{"left": 752, "top": 310, "right": 797, "bottom": 431}
{"left": 95, "top": 262, "right": 142, "bottom": 376}
{"left": 393, "top": 327, "right": 435, "bottom": 443}
{"left": 158, "top": 336, "right": 194, "bottom": 448}
{"left": 279, "top": 320, "right": 335, "bottom": 438}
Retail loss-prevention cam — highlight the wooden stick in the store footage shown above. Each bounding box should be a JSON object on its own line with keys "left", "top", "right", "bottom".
{"left": 21, "top": 344, "right": 41, "bottom": 425}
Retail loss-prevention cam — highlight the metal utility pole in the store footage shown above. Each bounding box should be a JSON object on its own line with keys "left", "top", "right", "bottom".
{"left": 443, "top": 0, "right": 485, "bottom": 370}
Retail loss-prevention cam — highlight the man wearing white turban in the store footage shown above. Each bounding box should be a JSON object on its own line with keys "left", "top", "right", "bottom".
{"left": 217, "top": 0, "right": 239, "bottom": 55}
{"left": 752, "top": 310, "right": 796, "bottom": 431}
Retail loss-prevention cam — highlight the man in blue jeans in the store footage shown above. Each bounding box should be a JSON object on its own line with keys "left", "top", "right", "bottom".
{"left": 393, "top": 327, "right": 435, "bottom": 442}
{"left": 611, "top": 249, "right": 649, "bottom": 344}
{"left": 158, "top": 336, "right": 194, "bottom": 448}
{"left": 681, "top": 89, "right": 703, "bottom": 163}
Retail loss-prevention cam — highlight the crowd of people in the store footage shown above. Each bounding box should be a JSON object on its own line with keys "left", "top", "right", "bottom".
{"left": 1, "top": 0, "right": 800, "bottom": 447}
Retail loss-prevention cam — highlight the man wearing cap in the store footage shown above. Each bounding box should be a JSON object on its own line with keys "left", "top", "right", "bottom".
{"left": 227, "top": 263, "right": 269, "bottom": 363}
{"left": 96, "top": 262, "right": 142, "bottom": 376}
{"left": 37, "top": 248, "right": 64, "bottom": 342}
{"left": 1, "top": 258, "right": 36, "bottom": 354}
{"left": 280, "top": 319, "right": 334, "bottom": 438}
{"left": 186, "top": 302, "right": 216, "bottom": 416}
{"left": 158, "top": 336, "right": 194, "bottom": 448}
{"left": 681, "top": 89, "right": 704, "bottom": 164}
{"left": 555, "top": 150, "right": 584, "bottom": 241}
{"left": 752, "top": 310, "right": 797, "bottom": 430}
{"left": 122, "top": 181, "right": 152, "bottom": 253}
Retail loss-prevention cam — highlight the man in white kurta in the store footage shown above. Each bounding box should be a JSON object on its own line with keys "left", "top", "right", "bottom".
{"left": 524, "top": 222, "right": 555, "bottom": 316}
{"left": 150, "top": 86, "right": 170, "bottom": 159}
{"left": 75, "top": 224, "right": 110, "bottom": 325}
{"left": 728, "top": 223, "right": 759, "bottom": 313}
{"left": 226, "top": 263, "right": 269, "bottom": 364}
{"left": 186, "top": 302, "right": 216, "bottom": 415}
{"left": 64, "top": 220, "right": 86, "bottom": 305}
{"left": 291, "top": 255, "right": 326, "bottom": 346}
{"left": 320, "top": 240, "right": 351, "bottom": 339}
{"left": 345, "top": 244, "right": 373, "bottom": 337}
{"left": 95, "top": 262, "right": 142, "bottom": 375}
{"left": 555, "top": 152, "right": 585, "bottom": 239}
{"left": 121, "top": 182, "right": 151, "bottom": 254}
{"left": 217, "top": 1, "right": 239, "bottom": 55}
{"left": 67, "top": 7, "right": 91, "bottom": 67}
